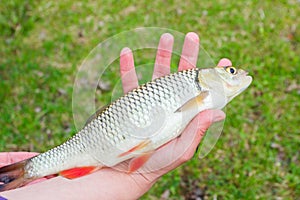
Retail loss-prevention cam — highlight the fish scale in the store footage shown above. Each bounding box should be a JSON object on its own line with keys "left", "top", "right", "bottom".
{"left": 0, "top": 66, "right": 252, "bottom": 191}
{"left": 25, "top": 69, "right": 199, "bottom": 177}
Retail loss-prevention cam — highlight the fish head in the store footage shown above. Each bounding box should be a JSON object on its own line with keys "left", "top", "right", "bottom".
{"left": 213, "top": 66, "right": 252, "bottom": 103}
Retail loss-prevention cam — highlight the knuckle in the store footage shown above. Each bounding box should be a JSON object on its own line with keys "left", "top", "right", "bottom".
{"left": 157, "top": 49, "right": 171, "bottom": 58}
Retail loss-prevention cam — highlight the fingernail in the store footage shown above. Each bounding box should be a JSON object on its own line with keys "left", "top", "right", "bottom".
{"left": 217, "top": 58, "right": 232, "bottom": 67}
{"left": 120, "top": 47, "right": 131, "bottom": 55}
{"left": 212, "top": 110, "right": 226, "bottom": 123}
{"left": 186, "top": 32, "right": 199, "bottom": 43}
{"left": 160, "top": 33, "right": 174, "bottom": 43}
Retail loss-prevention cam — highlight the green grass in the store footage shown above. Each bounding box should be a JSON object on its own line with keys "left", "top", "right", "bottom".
{"left": 0, "top": 0, "right": 299, "bottom": 199}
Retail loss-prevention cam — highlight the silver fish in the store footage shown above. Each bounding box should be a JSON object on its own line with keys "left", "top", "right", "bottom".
{"left": 0, "top": 66, "right": 252, "bottom": 191}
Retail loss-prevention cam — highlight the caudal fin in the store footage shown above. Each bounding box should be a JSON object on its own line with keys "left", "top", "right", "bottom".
{"left": 0, "top": 160, "right": 32, "bottom": 191}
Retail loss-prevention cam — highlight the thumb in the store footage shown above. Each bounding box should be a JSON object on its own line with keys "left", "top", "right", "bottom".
{"left": 176, "top": 109, "right": 226, "bottom": 160}
{"left": 139, "top": 109, "right": 225, "bottom": 178}
{"left": 179, "top": 109, "right": 226, "bottom": 142}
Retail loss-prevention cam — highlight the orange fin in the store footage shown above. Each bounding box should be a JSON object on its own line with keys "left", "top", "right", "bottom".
{"left": 118, "top": 140, "right": 151, "bottom": 157}
{"left": 175, "top": 91, "right": 209, "bottom": 113}
{"left": 60, "top": 166, "right": 100, "bottom": 179}
{"left": 128, "top": 152, "right": 153, "bottom": 173}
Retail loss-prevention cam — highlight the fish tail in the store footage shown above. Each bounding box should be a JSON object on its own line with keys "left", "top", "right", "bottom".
{"left": 0, "top": 160, "right": 32, "bottom": 192}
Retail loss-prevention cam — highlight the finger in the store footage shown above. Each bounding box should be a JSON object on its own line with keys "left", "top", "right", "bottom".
{"left": 165, "top": 110, "right": 225, "bottom": 165}
{"left": 139, "top": 110, "right": 225, "bottom": 177}
{"left": 176, "top": 109, "right": 225, "bottom": 160}
{"left": 178, "top": 32, "right": 200, "bottom": 71}
{"left": 120, "top": 47, "right": 138, "bottom": 93}
{"left": 217, "top": 58, "right": 232, "bottom": 67}
{"left": 0, "top": 152, "right": 38, "bottom": 166}
{"left": 152, "top": 33, "right": 174, "bottom": 80}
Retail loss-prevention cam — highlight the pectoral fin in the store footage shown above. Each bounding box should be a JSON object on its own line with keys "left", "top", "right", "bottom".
{"left": 175, "top": 91, "right": 209, "bottom": 113}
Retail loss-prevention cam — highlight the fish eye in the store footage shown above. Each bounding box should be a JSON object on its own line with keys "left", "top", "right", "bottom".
{"left": 225, "top": 66, "right": 237, "bottom": 75}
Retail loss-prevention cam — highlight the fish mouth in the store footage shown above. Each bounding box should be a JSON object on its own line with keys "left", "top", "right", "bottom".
{"left": 227, "top": 75, "right": 252, "bottom": 102}
{"left": 241, "top": 75, "right": 252, "bottom": 90}
{"left": 237, "top": 75, "right": 252, "bottom": 95}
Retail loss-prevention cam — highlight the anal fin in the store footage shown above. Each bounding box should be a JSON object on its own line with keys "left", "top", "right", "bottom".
{"left": 60, "top": 166, "right": 100, "bottom": 179}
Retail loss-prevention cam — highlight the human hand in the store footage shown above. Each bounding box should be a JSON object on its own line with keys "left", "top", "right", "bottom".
{"left": 119, "top": 32, "right": 228, "bottom": 184}
{"left": 0, "top": 152, "right": 49, "bottom": 186}
{"left": 0, "top": 152, "right": 37, "bottom": 168}
{"left": 1, "top": 32, "right": 229, "bottom": 200}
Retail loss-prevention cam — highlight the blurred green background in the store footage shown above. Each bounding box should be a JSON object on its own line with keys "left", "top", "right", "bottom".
{"left": 0, "top": 0, "right": 299, "bottom": 199}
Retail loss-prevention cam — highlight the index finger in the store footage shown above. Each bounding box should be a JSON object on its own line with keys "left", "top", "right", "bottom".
{"left": 120, "top": 47, "right": 139, "bottom": 93}
{"left": 178, "top": 32, "right": 200, "bottom": 71}
{"left": 152, "top": 33, "right": 174, "bottom": 80}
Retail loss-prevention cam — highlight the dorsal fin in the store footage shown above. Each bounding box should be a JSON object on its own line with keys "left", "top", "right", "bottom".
{"left": 84, "top": 105, "right": 109, "bottom": 126}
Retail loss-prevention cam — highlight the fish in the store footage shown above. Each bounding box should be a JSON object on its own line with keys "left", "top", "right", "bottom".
{"left": 0, "top": 65, "right": 252, "bottom": 191}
